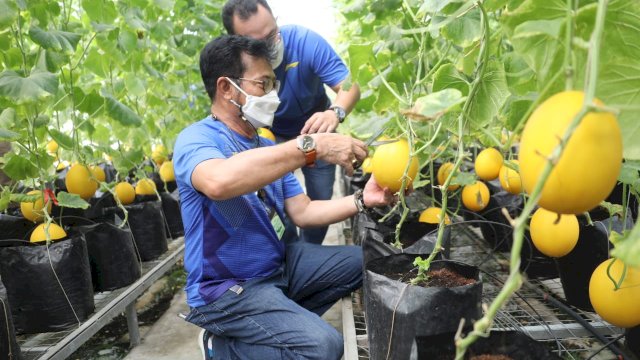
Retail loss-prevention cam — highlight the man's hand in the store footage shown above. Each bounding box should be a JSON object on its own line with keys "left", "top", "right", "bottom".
{"left": 362, "top": 175, "right": 397, "bottom": 208}
{"left": 312, "top": 133, "right": 367, "bottom": 176}
{"left": 301, "top": 110, "right": 339, "bottom": 134}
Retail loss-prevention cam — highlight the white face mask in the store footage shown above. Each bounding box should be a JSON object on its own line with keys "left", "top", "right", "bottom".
{"left": 226, "top": 77, "right": 281, "bottom": 128}
{"left": 270, "top": 40, "right": 284, "bottom": 69}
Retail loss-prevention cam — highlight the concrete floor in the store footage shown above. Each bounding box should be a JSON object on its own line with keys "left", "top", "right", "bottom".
{"left": 125, "top": 169, "right": 347, "bottom": 360}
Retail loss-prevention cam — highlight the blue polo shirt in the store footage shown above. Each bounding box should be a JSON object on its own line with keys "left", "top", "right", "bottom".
{"left": 272, "top": 25, "right": 350, "bottom": 138}
{"left": 173, "top": 117, "right": 304, "bottom": 307}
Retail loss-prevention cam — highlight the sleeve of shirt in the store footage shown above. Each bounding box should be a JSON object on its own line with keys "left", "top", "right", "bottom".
{"left": 282, "top": 171, "right": 304, "bottom": 199}
{"left": 173, "top": 127, "right": 225, "bottom": 190}
{"left": 304, "top": 27, "right": 350, "bottom": 88}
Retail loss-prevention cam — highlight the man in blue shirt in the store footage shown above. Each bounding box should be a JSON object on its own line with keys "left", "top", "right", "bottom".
{"left": 174, "top": 35, "right": 392, "bottom": 360}
{"left": 222, "top": 0, "right": 361, "bottom": 244}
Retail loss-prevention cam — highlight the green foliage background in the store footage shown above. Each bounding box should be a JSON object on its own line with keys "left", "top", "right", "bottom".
{"left": 0, "top": 0, "right": 219, "bottom": 188}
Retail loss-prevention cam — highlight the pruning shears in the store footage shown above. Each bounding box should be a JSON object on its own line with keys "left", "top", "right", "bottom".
{"left": 353, "top": 126, "right": 398, "bottom": 169}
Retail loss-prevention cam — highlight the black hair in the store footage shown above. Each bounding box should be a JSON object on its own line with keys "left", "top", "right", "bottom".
{"left": 199, "top": 34, "right": 271, "bottom": 101}
{"left": 222, "top": 0, "right": 273, "bottom": 34}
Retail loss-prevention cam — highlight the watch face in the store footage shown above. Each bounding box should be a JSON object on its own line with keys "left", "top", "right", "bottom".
{"left": 302, "top": 136, "right": 314, "bottom": 150}
{"left": 298, "top": 135, "right": 315, "bottom": 151}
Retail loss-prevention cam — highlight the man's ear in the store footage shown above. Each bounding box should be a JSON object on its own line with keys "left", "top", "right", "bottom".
{"left": 217, "top": 77, "right": 233, "bottom": 100}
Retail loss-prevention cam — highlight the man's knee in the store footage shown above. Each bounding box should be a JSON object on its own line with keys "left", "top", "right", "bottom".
{"left": 306, "top": 327, "right": 343, "bottom": 360}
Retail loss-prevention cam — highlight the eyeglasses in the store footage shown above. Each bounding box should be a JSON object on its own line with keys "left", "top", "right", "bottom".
{"left": 262, "top": 26, "right": 281, "bottom": 47}
{"left": 235, "top": 77, "right": 280, "bottom": 93}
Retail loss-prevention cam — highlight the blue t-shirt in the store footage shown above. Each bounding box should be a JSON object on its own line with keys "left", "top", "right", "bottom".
{"left": 272, "top": 25, "right": 350, "bottom": 138}
{"left": 173, "top": 117, "right": 304, "bottom": 307}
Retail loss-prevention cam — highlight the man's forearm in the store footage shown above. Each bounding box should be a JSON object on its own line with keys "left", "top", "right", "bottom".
{"left": 193, "top": 140, "right": 305, "bottom": 200}
{"left": 333, "top": 82, "right": 360, "bottom": 114}
{"left": 288, "top": 195, "right": 359, "bottom": 228}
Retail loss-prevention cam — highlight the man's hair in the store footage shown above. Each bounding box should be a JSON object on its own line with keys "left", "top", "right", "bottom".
{"left": 222, "top": 0, "right": 273, "bottom": 34}
{"left": 199, "top": 35, "right": 271, "bottom": 101}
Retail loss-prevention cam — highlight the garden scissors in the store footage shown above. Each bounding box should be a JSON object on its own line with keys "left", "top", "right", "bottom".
{"left": 352, "top": 126, "right": 397, "bottom": 169}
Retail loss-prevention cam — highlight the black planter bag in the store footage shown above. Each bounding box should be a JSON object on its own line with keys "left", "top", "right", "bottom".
{"left": 351, "top": 211, "right": 378, "bottom": 246}
{"left": 477, "top": 188, "right": 522, "bottom": 252}
{"left": 1, "top": 279, "right": 22, "bottom": 360}
{"left": 123, "top": 200, "right": 168, "bottom": 261}
{"left": 160, "top": 192, "right": 184, "bottom": 239}
{"left": 50, "top": 193, "right": 116, "bottom": 226}
{"left": 556, "top": 215, "right": 633, "bottom": 310}
{"left": 67, "top": 223, "right": 141, "bottom": 292}
{"left": 361, "top": 222, "right": 451, "bottom": 266}
{"left": 0, "top": 236, "right": 94, "bottom": 334}
{"left": 472, "top": 187, "right": 558, "bottom": 279}
{"left": 341, "top": 169, "right": 370, "bottom": 196}
{"left": 626, "top": 326, "right": 640, "bottom": 358}
{"left": 364, "top": 254, "right": 482, "bottom": 360}
{"left": 0, "top": 214, "right": 33, "bottom": 243}
{"left": 416, "top": 330, "right": 560, "bottom": 360}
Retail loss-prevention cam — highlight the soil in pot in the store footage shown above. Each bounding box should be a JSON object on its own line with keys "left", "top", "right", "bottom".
{"left": 364, "top": 254, "right": 482, "bottom": 360}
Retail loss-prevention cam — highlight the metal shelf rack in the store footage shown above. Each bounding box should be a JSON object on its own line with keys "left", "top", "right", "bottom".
{"left": 15, "top": 238, "right": 185, "bottom": 360}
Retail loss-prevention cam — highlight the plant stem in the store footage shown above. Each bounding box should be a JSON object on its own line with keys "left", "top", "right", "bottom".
{"left": 455, "top": 0, "right": 610, "bottom": 358}
{"left": 417, "top": 2, "right": 491, "bottom": 274}
{"left": 564, "top": 0, "right": 575, "bottom": 90}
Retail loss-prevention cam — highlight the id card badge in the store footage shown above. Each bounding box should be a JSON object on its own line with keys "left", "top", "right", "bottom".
{"left": 257, "top": 189, "right": 286, "bottom": 240}
{"left": 271, "top": 215, "right": 285, "bottom": 240}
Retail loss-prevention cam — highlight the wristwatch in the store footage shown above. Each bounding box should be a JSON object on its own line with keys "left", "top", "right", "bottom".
{"left": 329, "top": 105, "right": 347, "bottom": 123}
{"left": 296, "top": 135, "right": 317, "bottom": 167}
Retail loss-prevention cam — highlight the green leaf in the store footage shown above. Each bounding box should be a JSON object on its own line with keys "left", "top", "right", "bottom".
{"left": 29, "top": 26, "right": 82, "bottom": 55}
{"left": 618, "top": 162, "right": 640, "bottom": 186}
{"left": 73, "top": 87, "right": 105, "bottom": 115}
{"left": 48, "top": 129, "right": 74, "bottom": 150}
{"left": 2, "top": 153, "right": 39, "bottom": 181}
{"left": 432, "top": 63, "right": 470, "bottom": 96}
{"left": 84, "top": 48, "right": 109, "bottom": 78}
{"left": 154, "top": 0, "right": 175, "bottom": 11}
{"left": 467, "top": 60, "right": 510, "bottom": 129}
{"left": 0, "top": 188, "right": 10, "bottom": 212}
{"left": 596, "top": 61, "right": 640, "bottom": 160}
{"left": 105, "top": 96, "right": 142, "bottom": 126}
{"left": 611, "top": 221, "right": 640, "bottom": 268}
{"left": 56, "top": 191, "right": 90, "bottom": 209}
{"left": 406, "top": 89, "right": 466, "bottom": 121}
{"left": 0, "top": 128, "right": 19, "bottom": 140}
{"left": 502, "top": 52, "right": 536, "bottom": 96}
{"left": 124, "top": 77, "right": 146, "bottom": 98}
{"left": 0, "top": 70, "right": 59, "bottom": 104}
{"left": 501, "top": 0, "right": 565, "bottom": 36}
{"left": 510, "top": 19, "right": 564, "bottom": 88}
{"left": 0, "top": 107, "right": 16, "bottom": 127}
{"left": 82, "top": 0, "right": 118, "bottom": 24}
{"left": 442, "top": 7, "right": 482, "bottom": 48}
{"left": 501, "top": 97, "right": 533, "bottom": 131}
{"left": 0, "top": 0, "right": 18, "bottom": 30}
